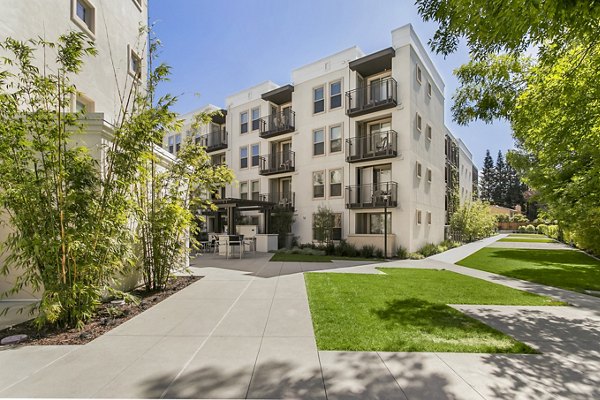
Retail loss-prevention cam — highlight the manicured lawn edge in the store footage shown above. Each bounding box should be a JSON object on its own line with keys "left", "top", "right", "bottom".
{"left": 269, "top": 253, "right": 381, "bottom": 262}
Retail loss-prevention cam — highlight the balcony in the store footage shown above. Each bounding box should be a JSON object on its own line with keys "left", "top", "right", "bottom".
{"left": 259, "top": 110, "right": 295, "bottom": 139}
{"left": 260, "top": 191, "right": 295, "bottom": 211}
{"left": 345, "top": 181, "right": 398, "bottom": 209}
{"left": 258, "top": 150, "right": 295, "bottom": 176}
{"left": 197, "top": 129, "right": 228, "bottom": 152}
{"left": 345, "top": 77, "right": 398, "bottom": 117}
{"left": 346, "top": 130, "right": 398, "bottom": 163}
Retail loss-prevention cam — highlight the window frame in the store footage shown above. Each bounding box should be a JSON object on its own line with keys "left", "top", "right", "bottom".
{"left": 251, "top": 107, "right": 260, "bottom": 131}
{"left": 426, "top": 125, "right": 432, "bottom": 141}
{"left": 128, "top": 45, "right": 142, "bottom": 80}
{"left": 416, "top": 161, "right": 422, "bottom": 178}
{"left": 416, "top": 64, "right": 422, "bottom": 84}
{"left": 239, "top": 181, "right": 249, "bottom": 200}
{"left": 240, "top": 146, "right": 248, "bottom": 169}
{"left": 329, "top": 168, "right": 343, "bottom": 198}
{"left": 71, "top": 0, "right": 95, "bottom": 38}
{"left": 312, "top": 170, "right": 325, "bottom": 199}
{"left": 427, "top": 211, "right": 432, "bottom": 225}
{"left": 329, "top": 125, "right": 342, "bottom": 154}
{"left": 427, "top": 81, "right": 432, "bottom": 97}
{"left": 240, "top": 111, "right": 249, "bottom": 134}
{"left": 416, "top": 209, "right": 422, "bottom": 225}
{"left": 167, "top": 136, "right": 175, "bottom": 154}
{"left": 313, "top": 85, "right": 325, "bottom": 114}
{"left": 427, "top": 168, "right": 432, "bottom": 183}
{"left": 416, "top": 112, "right": 422, "bottom": 132}
{"left": 313, "top": 128, "right": 325, "bottom": 156}
{"left": 329, "top": 80, "right": 342, "bottom": 110}
{"left": 250, "top": 143, "right": 260, "bottom": 167}
{"left": 250, "top": 180, "right": 260, "bottom": 201}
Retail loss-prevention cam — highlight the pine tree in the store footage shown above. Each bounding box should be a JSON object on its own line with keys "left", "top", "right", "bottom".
{"left": 504, "top": 163, "right": 526, "bottom": 208}
{"left": 479, "top": 150, "right": 495, "bottom": 202}
{"left": 492, "top": 150, "right": 507, "bottom": 205}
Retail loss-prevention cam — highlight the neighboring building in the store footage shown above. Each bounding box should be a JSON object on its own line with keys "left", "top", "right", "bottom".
{"left": 0, "top": 0, "right": 154, "bottom": 299}
{"left": 458, "top": 138, "right": 475, "bottom": 204}
{"left": 166, "top": 24, "right": 477, "bottom": 255}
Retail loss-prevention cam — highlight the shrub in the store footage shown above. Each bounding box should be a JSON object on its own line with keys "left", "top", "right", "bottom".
{"left": 517, "top": 225, "right": 527, "bottom": 233}
{"left": 511, "top": 214, "right": 529, "bottom": 223}
{"left": 396, "top": 246, "right": 409, "bottom": 259}
{"left": 525, "top": 224, "right": 536, "bottom": 233}
{"left": 408, "top": 252, "right": 425, "bottom": 260}
{"left": 360, "top": 245, "right": 376, "bottom": 259}
{"left": 440, "top": 239, "right": 460, "bottom": 250}
{"left": 374, "top": 248, "right": 384, "bottom": 259}
{"left": 537, "top": 224, "right": 548, "bottom": 235}
{"left": 547, "top": 224, "right": 559, "bottom": 239}
{"left": 496, "top": 214, "right": 510, "bottom": 223}
{"left": 450, "top": 200, "right": 497, "bottom": 242}
{"left": 418, "top": 243, "right": 441, "bottom": 258}
{"left": 336, "top": 240, "right": 358, "bottom": 257}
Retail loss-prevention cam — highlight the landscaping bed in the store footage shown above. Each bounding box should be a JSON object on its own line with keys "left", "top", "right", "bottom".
{"left": 305, "top": 268, "right": 563, "bottom": 353}
{"left": 0, "top": 276, "right": 199, "bottom": 346}
{"left": 457, "top": 247, "right": 600, "bottom": 294}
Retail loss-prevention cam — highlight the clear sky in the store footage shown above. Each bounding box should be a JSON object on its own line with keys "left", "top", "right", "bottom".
{"left": 149, "top": 0, "right": 514, "bottom": 168}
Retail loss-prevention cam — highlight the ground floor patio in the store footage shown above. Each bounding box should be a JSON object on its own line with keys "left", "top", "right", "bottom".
{"left": 0, "top": 235, "right": 598, "bottom": 399}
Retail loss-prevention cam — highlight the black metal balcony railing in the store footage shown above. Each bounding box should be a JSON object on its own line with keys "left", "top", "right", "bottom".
{"left": 260, "top": 191, "right": 295, "bottom": 211}
{"left": 346, "top": 130, "right": 398, "bottom": 163}
{"left": 345, "top": 181, "right": 398, "bottom": 209}
{"left": 345, "top": 77, "right": 398, "bottom": 117}
{"left": 259, "top": 110, "right": 295, "bottom": 138}
{"left": 259, "top": 150, "right": 295, "bottom": 176}
{"left": 196, "top": 128, "right": 228, "bottom": 152}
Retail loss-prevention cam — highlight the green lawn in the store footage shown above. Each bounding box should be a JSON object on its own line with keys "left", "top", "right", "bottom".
{"left": 457, "top": 248, "right": 600, "bottom": 293}
{"left": 305, "top": 268, "right": 562, "bottom": 353}
{"left": 498, "top": 237, "right": 556, "bottom": 243}
{"left": 270, "top": 253, "right": 381, "bottom": 262}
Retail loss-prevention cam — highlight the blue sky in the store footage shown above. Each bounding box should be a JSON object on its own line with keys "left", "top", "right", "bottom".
{"left": 149, "top": 0, "right": 513, "bottom": 168}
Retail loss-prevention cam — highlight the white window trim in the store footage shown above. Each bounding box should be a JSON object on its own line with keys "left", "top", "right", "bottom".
{"left": 240, "top": 146, "right": 248, "bottom": 169}
{"left": 416, "top": 161, "right": 422, "bottom": 178}
{"left": 70, "top": 0, "right": 96, "bottom": 39}
{"left": 416, "top": 113, "right": 422, "bottom": 132}
{"left": 312, "top": 128, "right": 326, "bottom": 157}
{"left": 427, "top": 168, "right": 432, "bottom": 183}
{"left": 313, "top": 85, "right": 326, "bottom": 115}
{"left": 73, "top": 92, "right": 95, "bottom": 113}
{"left": 312, "top": 170, "right": 325, "bottom": 199}
{"left": 239, "top": 181, "right": 249, "bottom": 199}
{"left": 329, "top": 80, "right": 342, "bottom": 110}
{"left": 328, "top": 168, "right": 343, "bottom": 198}
{"left": 427, "top": 81, "right": 432, "bottom": 97}
{"left": 426, "top": 125, "right": 432, "bottom": 141}
{"left": 240, "top": 111, "right": 249, "bottom": 134}
{"left": 328, "top": 124, "right": 343, "bottom": 154}
{"left": 251, "top": 107, "right": 260, "bottom": 131}
{"left": 250, "top": 143, "right": 260, "bottom": 168}
{"left": 127, "top": 45, "right": 142, "bottom": 80}
{"left": 416, "top": 64, "right": 422, "bottom": 84}
{"left": 427, "top": 211, "right": 432, "bottom": 225}
{"left": 131, "top": 0, "right": 142, "bottom": 12}
{"left": 416, "top": 209, "right": 422, "bottom": 225}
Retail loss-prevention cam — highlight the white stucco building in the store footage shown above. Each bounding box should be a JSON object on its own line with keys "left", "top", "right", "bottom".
{"left": 0, "top": 0, "right": 153, "bottom": 300}
{"left": 167, "top": 24, "right": 477, "bottom": 255}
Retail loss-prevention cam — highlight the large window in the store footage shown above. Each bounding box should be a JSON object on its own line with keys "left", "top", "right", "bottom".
{"left": 240, "top": 111, "right": 248, "bottom": 134}
{"left": 240, "top": 181, "right": 248, "bottom": 200}
{"left": 313, "top": 86, "right": 325, "bottom": 113}
{"left": 251, "top": 180, "right": 260, "bottom": 201}
{"left": 313, "top": 171, "right": 325, "bottom": 198}
{"left": 167, "top": 136, "right": 174, "bottom": 153}
{"left": 175, "top": 134, "right": 181, "bottom": 153}
{"left": 356, "top": 213, "right": 391, "bottom": 234}
{"left": 129, "top": 48, "right": 141, "bottom": 79}
{"left": 312, "top": 213, "right": 342, "bottom": 241}
{"left": 330, "top": 81, "right": 342, "bottom": 109}
{"left": 240, "top": 146, "right": 248, "bottom": 169}
{"left": 251, "top": 107, "right": 260, "bottom": 131}
{"left": 313, "top": 129, "right": 325, "bottom": 156}
{"left": 329, "top": 125, "right": 342, "bottom": 153}
{"left": 251, "top": 143, "right": 260, "bottom": 167}
{"left": 329, "top": 169, "right": 342, "bottom": 197}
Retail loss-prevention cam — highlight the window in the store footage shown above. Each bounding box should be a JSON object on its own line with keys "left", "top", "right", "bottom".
{"left": 416, "top": 161, "right": 422, "bottom": 178}
{"left": 313, "top": 129, "right": 325, "bottom": 156}
{"left": 251, "top": 107, "right": 260, "bottom": 131}
{"left": 416, "top": 113, "right": 422, "bottom": 132}
{"left": 75, "top": 93, "right": 94, "bottom": 113}
{"left": 426, "top": 125, "right": 432, "bottom": 141}
{"left": 72, "top": 0, "right": 95, "bottom": 35}
{"left": 313, "top": 171, "right": 325, "bottom": 198}
{"left": 427, "top": 168, "right": 432, "bottom": 183}
{"left": 175, "top": 134, "right": 181, "bottom": 153}
{"left": 240, "top": 182, "right": 248, "bottom": 200}
{"left": 251, "top": 180, "right": 260, "bottom": 201}
{"left": 416, "top": 209, "right": 422, "bottom": 225}
{"left": 329, "top": 125, "right": 342, "bottom": 153}
{"left": 427, "top": 82, "right": 432, "bottom": 97}
{"left": 129, "top": 48, "right": 141, "bottom": 79}
{"left": 416, "top": 64, "right": 422, "bottom": 84}
{"left": 313, "top": 86, "right": 325, "bottom": 113}
{"left": 313, "top": 213, "right": 342, "bottom": 241}
{"left": 251, "top": 143, "right": 260, "bottom": 167}
{"left": 167, "top": 136, "right": 174, "bottom": 153}
{"left": 330, "top": 81, "right": 342, "bottom": 109}
{"left": 329, "top": 169, "right": 342, "bottom": 197}
{"left": 427, "top": 211, "right": 432, "bottom": 225}
{"left": 240, "top": 111, "right": 248, "bottom": 134}
{"left": 240, "top": 146, "right": 248, "bottom": 169}
{"left": 356, "top": 213, "right": 391, "bottom": 234}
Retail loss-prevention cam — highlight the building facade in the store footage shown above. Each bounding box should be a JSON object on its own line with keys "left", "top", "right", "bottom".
{"left": 0, "top": 0, "right": 151, "bottom": 299}
{"left": 167, "top": 24, "right": 477, "bottom": 254}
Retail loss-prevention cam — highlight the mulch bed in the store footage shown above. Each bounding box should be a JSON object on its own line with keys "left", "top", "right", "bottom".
{"left": 0, "top": 275, "right": 200, "bottom": 346}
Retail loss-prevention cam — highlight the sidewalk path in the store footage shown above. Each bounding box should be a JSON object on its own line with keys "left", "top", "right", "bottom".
{"left": 1, "top": 238, "right": 599, "bottom": 399}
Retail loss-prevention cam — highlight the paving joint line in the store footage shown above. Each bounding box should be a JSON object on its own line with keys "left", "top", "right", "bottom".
{"left": 433, "top": 352, "right": 487, "bottom": 400}
{"left": 376, "top": 351, "right": 409, "bottom": 400}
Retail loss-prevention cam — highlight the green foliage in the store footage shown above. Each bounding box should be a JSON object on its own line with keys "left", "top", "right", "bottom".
{"left": 312, "top": 205, "right": 335, "bottom": 244}
{"left": 537, "top": 224, "right": 548, "bottom": 235}
{"left": 276, "top": 247, "right": 326, "bottom": 256}
{"left": 524, "top": 224, "right": 536, "bottom": 233}
{"left": 547, "top": 225, "right": 559, "bottom": 239}
{"left": 511, "top": 214, "right": 529, "bottom": 223}
{"left": 359, "top": 245, "right": 376, "bottom": 259}
{"left": 408, "top": 252, "right": 425, "bottom": 260}
{"left": 417, "top": 243, "right": 440, "bottom": 258}
{"left": 335, "top": 241, "right": 358, "bottom": 258}
{"left": 479, "top": 150, "right": 495, "bottom": 201}
{"left": 449, "top": 200, "right": 497, "bottom": 242}
{"left": 395, "top": 246, "right": 409, "bottom": 260}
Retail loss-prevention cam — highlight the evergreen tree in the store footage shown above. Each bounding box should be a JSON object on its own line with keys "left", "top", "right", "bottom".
{"left": 479, "top": 150, "right": 495, "bottom": 202}
{"left": 492, "top": 150, "right": 507, "bottom": 205}
{"left": 504, "top": 162, "right": 526, "bottom": 208}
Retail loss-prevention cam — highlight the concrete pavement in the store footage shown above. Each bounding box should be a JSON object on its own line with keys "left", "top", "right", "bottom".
{"left": 0, "top": 237, "right": 599, "bottom": 399}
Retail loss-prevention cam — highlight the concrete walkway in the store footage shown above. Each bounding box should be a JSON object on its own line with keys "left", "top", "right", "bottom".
{"left": 1, "top": 237, "right": 599, "bottom": 399}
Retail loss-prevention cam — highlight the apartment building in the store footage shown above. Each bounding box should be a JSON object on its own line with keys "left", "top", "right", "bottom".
{"left": 0, "top": 0, "right": 152, "bottom": 298}
{"left": 168, "top": 24, "right": 477, "bottom": 254}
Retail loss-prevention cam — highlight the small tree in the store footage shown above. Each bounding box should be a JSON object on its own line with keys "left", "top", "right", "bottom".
{"left": 312, "top": 206, "right": 335, "bottom": 245}
{"left": 450, "top": 200, "right": 496, "bottom": 242}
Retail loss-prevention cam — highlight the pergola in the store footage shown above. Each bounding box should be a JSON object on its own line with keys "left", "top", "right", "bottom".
{"left": 208, "top": 197, "right": 277, "bottom": 235}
